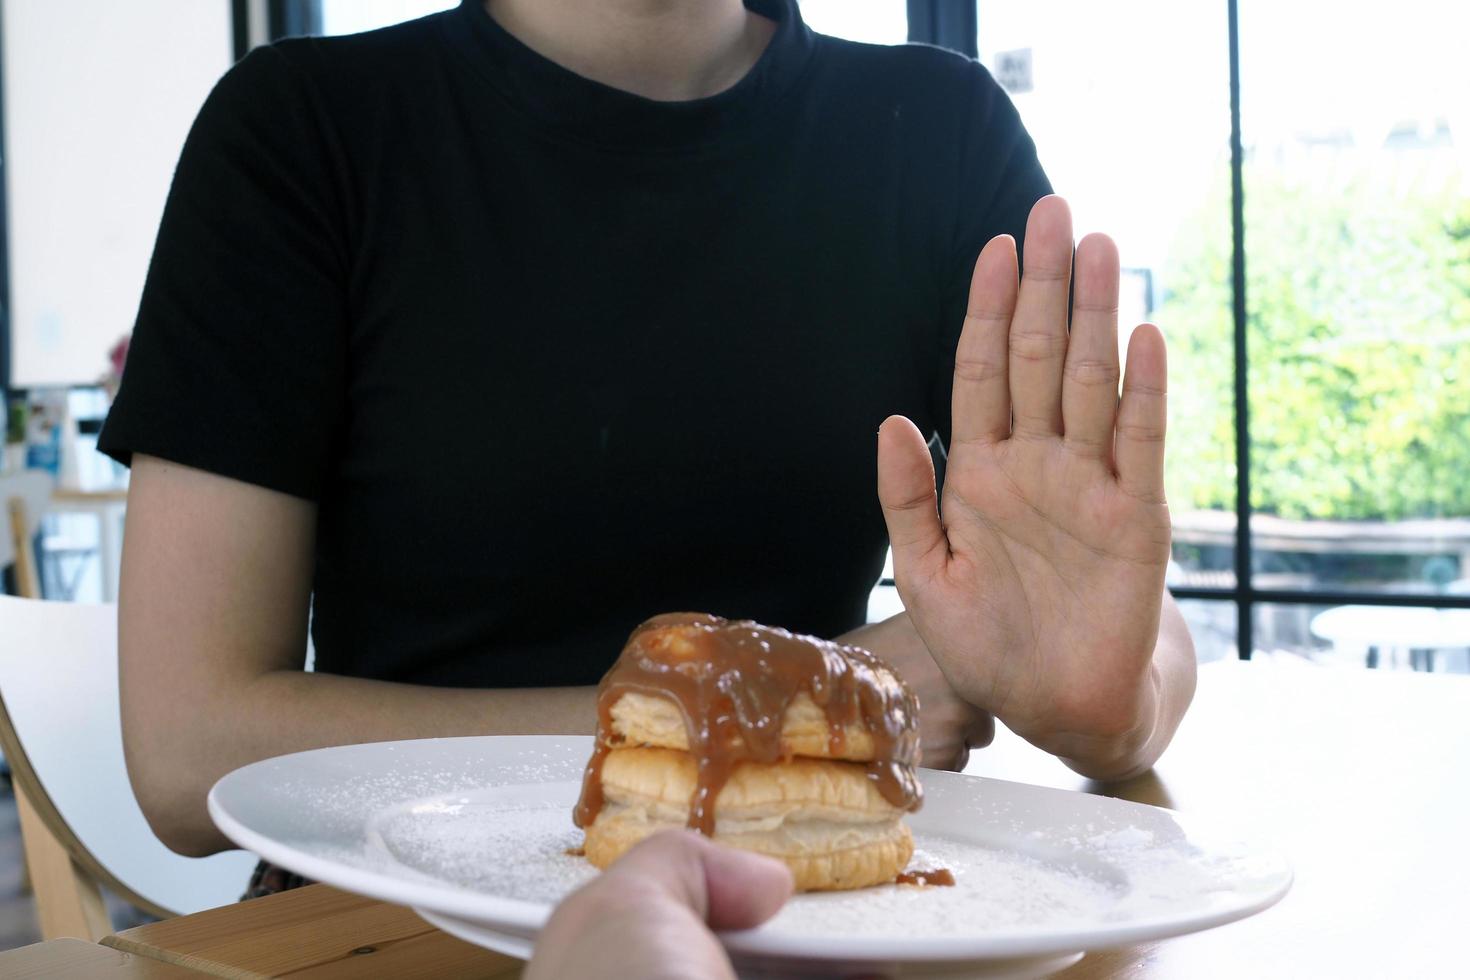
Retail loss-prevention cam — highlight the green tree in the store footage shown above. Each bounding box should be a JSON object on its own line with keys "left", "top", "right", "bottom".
{"left": 1158, "top": 161, "right": 1470, "bottom": 521}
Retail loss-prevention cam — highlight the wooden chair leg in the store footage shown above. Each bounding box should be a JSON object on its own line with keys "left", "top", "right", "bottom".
{"left": 13, "top": 781, "right": 111, "bottom": 941}
{"left": 7, "top": 498, "right": 42, "bottom": 600}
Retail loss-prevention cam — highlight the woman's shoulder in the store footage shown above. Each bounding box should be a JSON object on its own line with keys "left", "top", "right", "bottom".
{"left": 215, "top": 10, "right": 455, "bottom": 114}
{"left": 808, "top": 33, "right": 1006, "bottom": 106}
{"left": 801, "top": 34, "right": 1026, "bottom": 166}
{"left": 193, "top": 9, "right": 464, "bottom": 160}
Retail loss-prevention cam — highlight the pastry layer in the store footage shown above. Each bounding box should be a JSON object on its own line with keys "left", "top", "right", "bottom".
{"left": 585, "top": 806, "right": 912, "bottom": 891}
{"left": 599, "top": 746, "right": 905, "bottom": 821}
{"left": 584, "top": 747, "right": 914, "bottom": 891}
{"left": 609, "top": 690, "right": 881, "bottom": 762}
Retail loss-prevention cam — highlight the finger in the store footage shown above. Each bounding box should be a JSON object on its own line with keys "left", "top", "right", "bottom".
{"left": 1061, "top": 233, "right": 1122, "bottom": 460}
{"left": 696, "top": 836, "right": 795, "bottom": 929}
{"left": 1115, "top": 323, "right": 1168, "bottom": 502}
{"left": 950, "top": 234, "right": 1019, "bottom": 447}
{"left": 529, "top": 831, "right": 774, "bottom": 980}
{"left": 965, "top": 710, "right": 996, "bottom": 751}
{"left": 877, "top": 415, "right": 947, "bottom": 581}
{"left": 604, "top": 830, "right": 792, "bottom": 931}
{"left": 1009, "top": 195, "right": 1074, "bottom": 438}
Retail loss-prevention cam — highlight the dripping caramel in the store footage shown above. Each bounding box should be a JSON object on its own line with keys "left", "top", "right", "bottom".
{"left": 574, "top": 612, "right": 922, "bottom": 837}
{"left": 895, "top": 868, "right": 955, "bottom": 887}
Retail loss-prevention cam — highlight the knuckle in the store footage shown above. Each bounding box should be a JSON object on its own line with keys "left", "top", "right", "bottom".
{"left": 953, "top": 355, "right": 1005, "bottom": 384}
{"left": 884, "top": 487, "right": 936, "bottom": 513}
{"left": 963, "top": 309, "right": 1010, "bottom": 327}
{"left": 1008, "top": 329, "right": 1067, "bottom": 363}
{"left": 1063, "top": 358, "right": 1120, "bottom": 388}
{"left": 1122, "top": 380, "right": 1168, "bottom": 398}
{"left": 1009, "top": 420, "right": 1057, "bottom": 442}
{"left": 1063, "top": 434, "right": 1108, "bottom": 456}
{"left": 1022, "top": 263, "right": 1071, "bottom": 284}
{"left": 1117, "top": 420, "right": 1166, "bottom": 443}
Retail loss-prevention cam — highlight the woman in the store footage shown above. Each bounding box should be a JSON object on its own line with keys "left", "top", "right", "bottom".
{"left": 101, "top": 0, "right": 1195, "bottom": 860}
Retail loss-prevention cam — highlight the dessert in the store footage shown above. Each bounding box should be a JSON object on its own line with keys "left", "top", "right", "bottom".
{"left": 573, "top": 612, "right": 923, "bottom": 891}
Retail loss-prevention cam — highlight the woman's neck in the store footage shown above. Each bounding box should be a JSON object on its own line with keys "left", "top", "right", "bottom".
{"left": 484, "top": 0, "right": 776, "bottom": 101}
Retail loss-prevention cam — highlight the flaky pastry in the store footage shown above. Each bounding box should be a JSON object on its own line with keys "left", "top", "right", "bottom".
{"left": 610, "top": 690, "right": 883, "bottom": 762}
{"left": 574, "top": 613, "right": 924, "bottom": 891}
{"left": 584, "top": 747, "right": 914, "bottom": 890}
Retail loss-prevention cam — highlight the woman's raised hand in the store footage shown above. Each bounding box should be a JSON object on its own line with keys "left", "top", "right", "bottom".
{"left": 877, "top": 196, "right": 1173, "bottom": 774}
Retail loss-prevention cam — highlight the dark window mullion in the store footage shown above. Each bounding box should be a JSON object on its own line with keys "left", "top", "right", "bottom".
{"left": 908, "top": 0, "right": 977, "bottom": 57}
{"left": 1227, "top": 0, "right": 1252, "bottom": 658}
{"left": 0, "top": 5, "right": 9, "bottom": 396}
{"left": 1173, "top": 587, "right": 1470, "bottom": 610}
{"left": 268, "top": 0, "right": 323, "bottom": 40}
{"left": 232, "top": 0, "right": 252, "bottom": 60}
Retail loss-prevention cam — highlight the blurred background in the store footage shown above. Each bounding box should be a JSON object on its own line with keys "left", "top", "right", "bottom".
{"left": 2, "top": 0, "right": 1467, "bottom": 675}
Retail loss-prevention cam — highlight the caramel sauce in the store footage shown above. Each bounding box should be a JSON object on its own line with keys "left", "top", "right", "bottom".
{"left": 894, "top": 868, "right": 955, "bottom": 887}
{"left": 574, "top": 613, "right": 922, "bottom": 836}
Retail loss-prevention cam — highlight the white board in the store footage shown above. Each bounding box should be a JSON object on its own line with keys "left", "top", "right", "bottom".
{"left": 3, "top": 0, "right": 233, "bottom": 388}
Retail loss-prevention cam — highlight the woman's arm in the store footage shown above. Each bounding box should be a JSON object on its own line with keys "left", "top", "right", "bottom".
{"left": 120, "top": 454, "right": 597, "bottom": 857}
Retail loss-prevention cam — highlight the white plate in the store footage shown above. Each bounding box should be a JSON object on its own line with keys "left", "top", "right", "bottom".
{"left": 209, "top": 735, "right": 1290, "bottom": 978}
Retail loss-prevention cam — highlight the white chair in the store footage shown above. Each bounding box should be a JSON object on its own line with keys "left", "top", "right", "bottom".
{"left": 0, "top": 595, "right": 257, "bottom": 939}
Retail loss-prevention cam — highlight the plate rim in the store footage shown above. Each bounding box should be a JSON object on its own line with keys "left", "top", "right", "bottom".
{"left": 208, "top": 734, "right": 1293, "bottom": 962}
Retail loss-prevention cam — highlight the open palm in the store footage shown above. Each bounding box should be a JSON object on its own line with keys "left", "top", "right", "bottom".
{"left": 878, "top": 196, "right": 1172, "bottom": 760}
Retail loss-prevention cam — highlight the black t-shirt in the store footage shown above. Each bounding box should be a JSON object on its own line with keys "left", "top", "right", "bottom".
{"left": 100, "top": 0, "right": 1050, "bottom": 688}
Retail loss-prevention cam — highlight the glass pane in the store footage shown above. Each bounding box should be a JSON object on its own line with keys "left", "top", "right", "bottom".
{"left": 1255, "top": 602, "right": 1470, "bottom": 674}
{"left": 799, "top": 0, "right": 907, "bottom": 44}
{"left": 976, "top": 2, "right": 1238, "bottom": 589}
{"left": 1179, "top": 599, "right": 1237, "bottom": 663}
{"left": 1241, "top": 0, "right": 1470, "bottom": 595}
{"left": 320, "top": 0, "right": 456, "bottom": 36}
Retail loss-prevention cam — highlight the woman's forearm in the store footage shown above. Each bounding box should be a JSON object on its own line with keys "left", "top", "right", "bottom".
{"left": 135, "top": 671, "right": 596, "bottom": 856}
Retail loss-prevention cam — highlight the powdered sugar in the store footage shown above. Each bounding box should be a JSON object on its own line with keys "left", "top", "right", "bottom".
{"left": 368, "top": 801, "right": 596, "bottom": 902}
{"left": 761, "top": 837, "right": 1121, "bottom": 939}
{"left": 357, "top": 782, "right": 1245, "bottom": 940}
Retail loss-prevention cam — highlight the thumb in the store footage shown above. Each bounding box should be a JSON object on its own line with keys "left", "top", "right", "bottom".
{"left": 696, "top": 835, "right": 795, "bottom": 929}
{"left": 607, "top": 830, "right": 793, "bottom": 930}
{"left": 877, "top": 415, "right": 947, "bottom": 581}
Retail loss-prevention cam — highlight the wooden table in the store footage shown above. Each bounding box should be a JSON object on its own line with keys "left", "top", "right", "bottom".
{"left": 101, "top": 659, "right": 1470, "bottom": 978}
{"left": 103, "top": 884, "right": 519, "bottom": 979}
{"left": 0, "top": 937, "right": 205, "bottom": 977}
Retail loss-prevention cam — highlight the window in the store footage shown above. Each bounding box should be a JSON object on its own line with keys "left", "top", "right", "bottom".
{"left": 317, "top": 0, "right": 456, "bottom": 36}
{"left": 799, "top": 1, "right": 907, "bottom": 45}
{"left": 977, "top": 0, "right": 1470, "bottom": 665}
{"left": 311, "top": 1, "right": 909, "bottom": 44}
{"left": 1234, "top": 0, "right": 1470, "bottom": 664}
